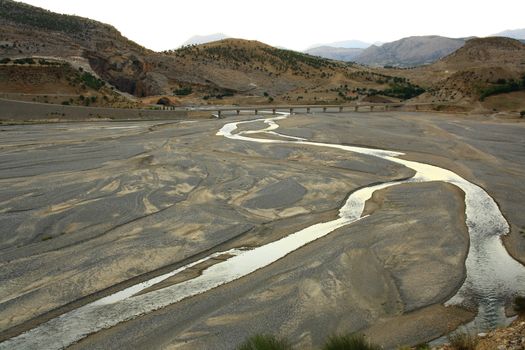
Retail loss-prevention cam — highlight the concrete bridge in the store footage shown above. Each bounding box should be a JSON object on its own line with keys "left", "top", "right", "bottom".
{"left": 211, "top": 102, "right": 438, "bottom": 118}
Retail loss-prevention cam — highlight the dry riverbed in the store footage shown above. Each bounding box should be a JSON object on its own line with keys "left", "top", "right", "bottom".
{"left": 0, "top": 111, "right": 524, "bottom": 349}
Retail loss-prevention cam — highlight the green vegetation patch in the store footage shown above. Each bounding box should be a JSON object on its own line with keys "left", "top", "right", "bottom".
{"left": 448, "top": 332, "right": 479, "bottom": 350}
{"left": 237, "top": 334, "right": 292, "bottom": 350}
{"left": 322, "top": 333, "right": 382, "bottom": 350}
{"left": 173, "top": 87, "right": 193, "bottom": 96}
{"left": 514, "top": 295, "right": 525, "bottom": 313}
{"left": 80, "top": 72, "right": 104, "bottom": 90}
{"left": 479, "top": 76, "right": 525, "bottom": 101}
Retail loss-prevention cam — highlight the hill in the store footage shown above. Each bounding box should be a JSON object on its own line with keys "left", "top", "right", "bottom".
{"left": 0, "top": 0, "right": 160, "bottom": 97}
{"left": 2, "top": 0, "right": 525, "bottom": 113}
{"left": 389, "top": 37, "right": 525, "bottom": 108}
{"left": 304, "top": 46, "right": 364, "bottom": 62}
{"left": 0, "top": 1, "right": 429, "bottom": 106}
{"left": 355, "top": 36, "right": 466, "bottom": 67}
{"left": 159, "top": 38, "right": 425, "bottom": 104}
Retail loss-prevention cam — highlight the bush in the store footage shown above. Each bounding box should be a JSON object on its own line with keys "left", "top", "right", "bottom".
{"left": 520, "top": 111, "right": 525, "bottom": 118}
{"left": 514, "top": 295, "right": 525, "bottom": 313}
{"left": 80, "top": 72, "right": 104, "bottom": 90}
{"left": 322, "top": 334, "right": 381, "bottom": 350}
{"left": 479, "top": 76, "right": 525, "bottom": 101}
{"left": 13, "top": 57, "right": 34, "bottom": 65}
{"left": 173, "top": 87, "right": 193, "bottom": 96}
{"left": 448, "top": 332, "right": 478, "bottom": 350}
{"left": 0, "top": 57, "right": 11, "bottom": 64}
{"left": 237, "top": 334, "right": 292, "bottom": 350}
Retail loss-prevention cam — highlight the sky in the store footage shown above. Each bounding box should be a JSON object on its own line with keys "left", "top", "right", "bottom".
{"left": 18, "top": 0, "right": 525, "bottom": 52}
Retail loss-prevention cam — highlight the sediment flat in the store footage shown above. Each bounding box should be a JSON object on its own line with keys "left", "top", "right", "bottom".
{"left": 0, "top": 111, "right": 524, "bottom": 348}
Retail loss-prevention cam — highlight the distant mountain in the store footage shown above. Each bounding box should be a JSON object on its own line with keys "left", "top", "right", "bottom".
{"left": 307, "top": 39, "right": 371, "bottom": 50}
{"left": 492, "top": 28, "right": 525, "bottom": 40}
{"left": 304, "top": 46, "right": 364, "bottom": 61}
{"left": 355, "top": 36, "right": 466, "bottom": 67}
{"left": 182, "top": 33, "right": 229, "bottom": 46}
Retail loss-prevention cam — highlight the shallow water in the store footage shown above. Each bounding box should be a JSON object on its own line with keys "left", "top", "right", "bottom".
{"left": 2, "top": 113, "right": 525, "bottom": 349}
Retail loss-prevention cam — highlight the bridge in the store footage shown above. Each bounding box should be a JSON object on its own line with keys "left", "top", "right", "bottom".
{"left": 210, "top": 102, "right": 442, "bottom": 118}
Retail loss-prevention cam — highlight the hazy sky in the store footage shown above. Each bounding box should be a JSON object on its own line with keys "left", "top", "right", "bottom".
{"left": 18, "top": 0, "right": 525, "bottom": 51}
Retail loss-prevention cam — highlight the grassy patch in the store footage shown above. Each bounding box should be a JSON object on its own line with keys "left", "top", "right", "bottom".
{"left": 80, "top": 72, "right": 104, "bottom": 90}
{"left": 479, "top": 76, "right": 525, "bottom": 101}
{"left": 448, "top": 332, "right": 478, "bottom": 350}
{"left": 237, "top": 334, "right": 292, "bottom": 350}
{"left": 513, "top": 295, "right": 525, "bottom": 314}
{"left": 322, "top": 333, "right": 382, "bottom": 350}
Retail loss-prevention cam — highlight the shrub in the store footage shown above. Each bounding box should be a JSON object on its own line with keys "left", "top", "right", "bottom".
{"left": 173, "top": 87, "right": 193, "bottom": 96}
{"left": 80, "top": 72, "right": 104, "bottom": 90}
{"left": 514, "top": 295, "right": 525, "bottom": 313}
{"left": 0, "top": 57, "right": 11, "bottom": 64}
{"left": 237, "top": 334, "right": 292, "bottom": 350}
{"left": 322, "top": 333, "right": 381, "bottom": 350}
{"left": 520, "top": 111, "right": 525, "bottom": 118}
{"left": 448, "top": 332, "right": 478, "bottom": 350}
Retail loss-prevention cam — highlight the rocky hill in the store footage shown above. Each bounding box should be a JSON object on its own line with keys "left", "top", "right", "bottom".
{"left": 388, "top": 37, "right": 525, "bottom": 108}
{"left": 355, "top": 36, "right": 466, "bottom": 67}
{"left": 2, "top": 0, "right": 525, "bottom": 113}
{"left": 0, "top": 0, "right": 430, "bottom": 106}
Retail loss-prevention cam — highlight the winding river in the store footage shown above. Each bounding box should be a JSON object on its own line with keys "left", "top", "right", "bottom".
{"left": 2, "top": 112, "right": 525, "bottom": 349}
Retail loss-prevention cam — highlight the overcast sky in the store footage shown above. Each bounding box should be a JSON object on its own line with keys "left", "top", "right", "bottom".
{"left": 18, "top": 0, "right": 525, "bottom": 51}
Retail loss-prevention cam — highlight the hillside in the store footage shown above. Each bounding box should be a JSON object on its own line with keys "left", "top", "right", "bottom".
{"left": 387, "top": 37, "right": 525, "bottom": 107}
{"left": 0, "top": 0, "right": 165, "bottom": 97}
{"left": 304, "top": 46, "right": 364, "bottom": 62}
{"left": 355, "top": 36, "right": 466, "bottom": 67}
{"left": 0, "top": 0, "right": 429, "bottom": 106}
{"left": 2, "top": 0, "right": 525, "bottom": 113}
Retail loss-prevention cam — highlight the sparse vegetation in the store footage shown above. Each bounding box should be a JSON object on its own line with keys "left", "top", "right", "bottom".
{"left": 322, "top": 333, "right": 381, "bottom": 350}
{"left": 80, "top": 72, "right": 104, "bottom": 90}
{"left": 173, "top": 87, "right": 193, "bottom": 96}
{"left": 448, "top": 332, "right": 479, "bottom": 350}
{"left": 13, "top": 57, "right": 35, "bottom": 65}
{"left": 479, "top": 76, "right": 525, "bottom": 101}
{"left": 513, "top": 295, "right": 525, "bottom": 313}
{"left": 237, "top": 334, "right": 292, "bottom": 350}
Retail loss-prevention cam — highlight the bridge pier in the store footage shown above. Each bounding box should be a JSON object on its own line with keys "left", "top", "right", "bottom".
{"left": 354, "top": 105, "right": 358, "bottom": 112}
{"left": 306, "top": 107, "right": 311, "bottom": 114}
{"left": 339, "top": 106, "right": 343, "bottom": 112}
{"left": 323, "top": 107, "right": 327, "bottom": 112}
{"left": 236, "top": 110, "right": 240, "bottom": 115}
{"left": 272, "top": 108, "right": 276, "bottom": 115}
{"left": 289, "top": 108, "right": 293, "bottom": 115}
{"left": 255, "top": 109, "right": 258, "bottom": 115}
{"left": 217, "top": 110, "right": 222, "bottom": 118}
{"left": 370, "top": 106, "right": 374, "bottom": 111}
